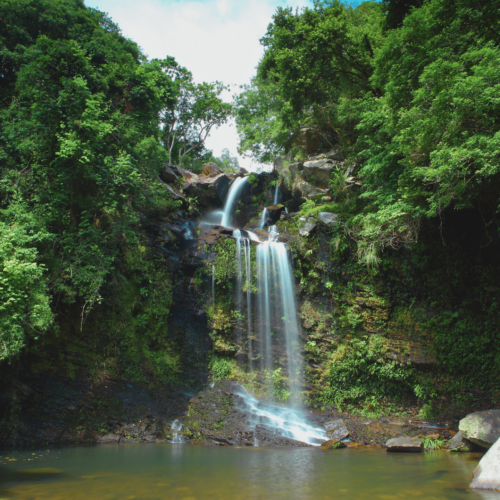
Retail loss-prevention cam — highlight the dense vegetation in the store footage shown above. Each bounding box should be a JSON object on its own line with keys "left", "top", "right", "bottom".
{"left": 0, "top": 0, "right": 230, "bottom": 381}
{"left": 235, "top": 0, "right": 500, "bottom": 407}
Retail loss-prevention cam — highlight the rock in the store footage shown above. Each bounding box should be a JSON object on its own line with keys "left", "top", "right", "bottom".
{"left": 182, "top": 173, "right": 230, "bottom": 207}
{"left": 202, "top": 162, "right": 222, "bottom": 176}
{"left": 459, "top": 410, "right": 500, "bottom": 449}
{"left": 386, "top": 437, "right": 423, "bottom": 452}
{"left": 293, "top": 180, "right": 329, "bottom": 201}
{"left": 159, "top": 180, "right": 186, "bottom": 201}
{"left": 288, "top": 162, "right": 303, "bottom": 178}
{"left": 447, "top": 431, "right": 479, "bottom": 452}
{"left": 236, "top": 167, "right": 248, "bottom": 176}
{"left": 317, "top": 212, "right": 339, "bottom": 227}
{"left": 320, "top": 439, "right": 346, "bottom": 450}
{"left": 298, "top": 216, "right": 317, "bottom": 236}
{"left": 264, "top": 204, "right": 284, "bottom": 225}
{"left": 100, "top": 433, "right": 120, "bottom": 444}
{"left": 302, "top": 160, "right": 335, "bottom": 186}
{"left": 324, "top": 419, "right": 349, "bottom": 441}
{"left": 470, "top": 437, "right": 500, "bottom": 491}
{"left": 324, "top": 150, "right": 343, "bottom": 161}
{"left": 161, "top": 165, "right": 179, "bottom": 184}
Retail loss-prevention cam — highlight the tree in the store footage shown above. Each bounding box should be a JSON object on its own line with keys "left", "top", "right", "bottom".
{"left": 161, "top": 59, "right": 232, "bottom": 166}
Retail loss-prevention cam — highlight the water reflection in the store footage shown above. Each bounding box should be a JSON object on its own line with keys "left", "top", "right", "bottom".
{"left": 0, "top": 445, "right": 498, "bottom": 500}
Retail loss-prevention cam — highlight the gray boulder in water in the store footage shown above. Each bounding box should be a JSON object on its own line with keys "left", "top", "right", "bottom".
{"left": 324, "top": 418, "right": 349, "bottom": 441}
{"left": 459, "top": 409, "right": 500, "bottom": 449}
{"left": 386, "top": 437, "right": 422, "bottom": 452}
{"left": 470, "top": 437, "right": 500, "bottom": 491}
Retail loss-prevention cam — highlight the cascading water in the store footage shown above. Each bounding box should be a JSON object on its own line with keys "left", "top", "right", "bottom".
{"left": 220, "top": 176, "right": 247, "bottom": 228}
{"left": 259, "top": 208, "right": 267, "bottom": 230}
{"left": 256, "top": 225, "right": 303, "bottom": 404}
{"left": 170, "top": 419, "right": 184, "bottom": 443}
{"left": 235, "top": 387, "right": 326, "bottom": 445}
{"left": 273, "top": 185, "right": 280, "bottom": 206}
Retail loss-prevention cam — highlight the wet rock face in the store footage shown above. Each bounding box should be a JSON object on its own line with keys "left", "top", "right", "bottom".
{"left": 470, "top": 437, "right": 500, "bottom": 491}
{"left": 459, "top": 410, "right": 500, "bottom": 449}
{"left": 182, "top": 381, "right": 312, "bottom": 447}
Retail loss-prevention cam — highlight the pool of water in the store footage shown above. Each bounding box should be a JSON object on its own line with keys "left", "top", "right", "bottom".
{"left": 0, "top": 444, "right": 498, "bottom": 499}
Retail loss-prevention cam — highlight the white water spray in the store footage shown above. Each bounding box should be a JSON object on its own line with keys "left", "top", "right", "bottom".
{"left": 236, "top": 387, "right": 326, "bottom": 445}
{"left": 221, "top": 177, "right": 247, "bottom": 228}
{"left": 273, "top": 185, "right": 280, "bottom": 206}
{"left": 170, "top": 419, "right": 184, "bottom": 443}
{"left": 259, "top": 208, "right": 267, "bottom": 230}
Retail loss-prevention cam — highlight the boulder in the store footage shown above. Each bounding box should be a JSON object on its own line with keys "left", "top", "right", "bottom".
{"left": 470, "top": 437, "right": 500, "bottom": 491}
{"left": 288, "top": 162, "right": 303, "bottom": 178}
{"left": 161, "top": 165, "right": 179, "bottom": 184}
{"left": 293, "top": 180, "right": 329, "bottom": 201}
{"left": 320, "top": 439, "right": 346, "bottom": 450}
{"left": 317, "top": 212, "right": 339, "bottom": 227}
{"left": 302, "top": 160, "right": 335, "bottom": 186}
{"left": 459, "top": 410, "right": 500, "bottom": 449}
{"left": 298, "top": 216, "right": 317, "bottom": 236}
{"left": 324, "top": 150, "right": 343, "bottom": 161}
{"left": 324, "top": 418, "right": 349, "bottom": 441}
{"left": 447, "top": 430, "right": 479, "bottom": 452}
{"left": 386, "top": 437, "right": 423, "bottom": 452}
{"left": 182, "top": 173, "right": 230, "bottom": 207}
{"left": 202, "top": 162, "right": 222, "bottom": 176}
{"left": 236, "top": 167, "right": 248, "bottom": 177}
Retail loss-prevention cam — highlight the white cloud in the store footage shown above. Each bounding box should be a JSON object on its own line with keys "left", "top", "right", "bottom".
{"left": 84, "top": 0, "right": 311, "bottom": 170}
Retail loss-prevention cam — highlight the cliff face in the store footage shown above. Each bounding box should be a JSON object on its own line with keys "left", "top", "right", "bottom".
{"left": 1, "top": 159, "right": 498, "bottom": 448}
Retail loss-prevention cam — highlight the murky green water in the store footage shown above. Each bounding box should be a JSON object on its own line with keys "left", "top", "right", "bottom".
{"left": 0, "top": 444, "right": 498, "bottom": 499}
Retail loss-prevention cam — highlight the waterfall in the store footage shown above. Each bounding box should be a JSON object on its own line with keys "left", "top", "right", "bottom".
{"left": 220, "top": 176, "right": 247, "bottom": 228}
{"left": 273, "top": 185, "right": 280, "bottom": 206}
{"left": 259, "top": 208, "right": 267, "bottom": 230}
{"left": 170, "top": 419, "right": 184, "bottom": 443}
{"left": 256, "top": 225, "right": 303, "bottom": 404}
{"left": 234, "top": 229, "right": 252, "bottom": 362}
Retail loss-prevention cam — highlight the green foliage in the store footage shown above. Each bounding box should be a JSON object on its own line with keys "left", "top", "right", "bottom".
{"left": 422, "top": 437, "right": 445, "bottom": 451}
{"left": 322, "top": 336, "right": 416, "bottom": 408}
{"left": 209, "top": 354, "right": 235, "bottom": 381}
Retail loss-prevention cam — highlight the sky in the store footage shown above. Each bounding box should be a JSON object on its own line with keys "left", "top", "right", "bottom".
{"left": 83, "top": 0, "right": 362, "bottom": 170}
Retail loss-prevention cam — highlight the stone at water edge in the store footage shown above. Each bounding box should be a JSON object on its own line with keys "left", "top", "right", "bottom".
{"left": 459, "top": 410, "right": 500, "bottom": 449}
{"left": 386, "top": 437, "right": 423, "bottom": 452}
{"left": 320, "top": 439, "right": 346, "bottom": 450}
{"left": 447, "top": 431, "right": 479, "bottom": 452}
{"left": 324, "top": 419, "right": 349, "bottom": 441}
{"left": 470, "top": 437, "right": 500, "bottom": 491}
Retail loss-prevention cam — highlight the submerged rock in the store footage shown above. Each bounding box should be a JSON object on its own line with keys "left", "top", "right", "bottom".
{"left": 324, "top": 419, "right": 349, "bottom": 441}
{"left": 386, "top": 437, "right": 423, "bottom": 452}
{"left": 459, "top": 410, "right": 500, "bottom": 449}
{"left": 320, "top": 439, "right": 346, "bottom": 450}
{"left": 470, "top": 437, "right": 500, "bottom": 491}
